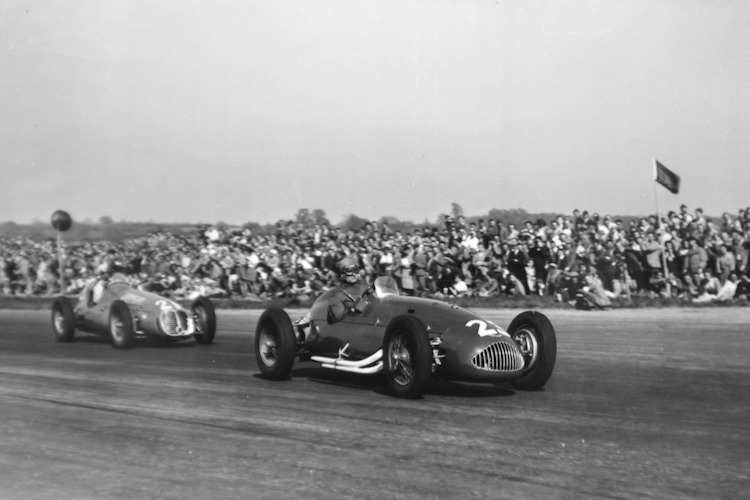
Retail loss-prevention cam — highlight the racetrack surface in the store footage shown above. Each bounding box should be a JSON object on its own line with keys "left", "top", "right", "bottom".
{"left": 1, "top": 307, "right": 748, "bottom": 500}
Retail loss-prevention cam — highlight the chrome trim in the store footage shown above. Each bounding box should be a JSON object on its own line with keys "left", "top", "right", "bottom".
{"left": 472, "top": 341, "right": 525, "bottom": 372}
{"left": 311, "top": 349, "right": 383, "bottom": 374}
{"left": 159, "top": 310, "right": 195, "bottom": 336}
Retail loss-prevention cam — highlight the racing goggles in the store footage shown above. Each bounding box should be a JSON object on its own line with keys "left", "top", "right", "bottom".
{"left": 341, "top": 265, "right": 358, "bottom": 276}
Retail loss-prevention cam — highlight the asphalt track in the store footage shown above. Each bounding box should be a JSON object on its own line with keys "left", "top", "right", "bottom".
{"left": 1, "top": 307, "right": 748, "bottom": 500}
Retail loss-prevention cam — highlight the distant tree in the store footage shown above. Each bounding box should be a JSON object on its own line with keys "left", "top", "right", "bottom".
{"left": 242, "top": 221, "right": 263, "bottom": 233}
{"left": 486, "top": 208, "right": 534, "bottom": 228}
{"left": 379, "top": 215, "right": 401, "bottom": 226}
{"left": 312, "top": 209, "right": 329, "bottom": 226}
{"left": 294, "top": 208, "right": 314, "bottom": 226}
{"left": 99, "top": 216, "right": 114, "bottom": 225}
{"left": 451, "top": 203, "right": 464, "bottom": 219}
{"left": 340, "top": 213, "right": 369, "bottom": 232}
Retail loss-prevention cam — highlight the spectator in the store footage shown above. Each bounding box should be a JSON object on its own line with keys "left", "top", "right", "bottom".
{"left": 3, "top": 203, "right": 749, "bottom": 305}
{"left": 506, "top": 238, "right": 531, "bottom": 295}
{"left": 528, "top": 237, "right": 551, "bottom": 295}
{"left": 685, "top": 238, "right": 709, "bottom": 295}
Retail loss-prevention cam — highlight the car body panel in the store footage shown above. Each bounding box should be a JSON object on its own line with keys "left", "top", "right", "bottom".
{"left": 72, "top": 275, "right": 198, "bottom": 341}
{"left": 306, "top": 277, "right": 526, "bottom": 383}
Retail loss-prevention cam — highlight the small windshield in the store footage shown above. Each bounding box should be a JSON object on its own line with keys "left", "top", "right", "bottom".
{"left": 374, "top": 276, "right": 399, "bottom": 298}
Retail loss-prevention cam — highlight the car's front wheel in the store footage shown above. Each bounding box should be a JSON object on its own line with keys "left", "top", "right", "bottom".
{"left": 255, "top": 307, "right": 295, "bottom": 380}
{"left": 382, "top": 315, "right": 432, "bottom": 398}
{"left": 51, "top": 296, "right": 75, "bottom": 342}
{"left": 109, "top": 300, "right": 135, "bottom": 349}
{"left": 507, "top": 311, "right": 556, "bottom": 390}
{"left": 192, "top": 296, "right": 216, "bottom": 345}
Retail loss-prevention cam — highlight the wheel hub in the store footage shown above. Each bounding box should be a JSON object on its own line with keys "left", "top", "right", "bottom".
{"left": 512, "top": 327, "right": 539, "bottom": 369}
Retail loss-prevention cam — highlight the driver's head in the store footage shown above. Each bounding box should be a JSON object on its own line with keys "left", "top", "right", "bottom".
{"left": 337, "top": 256, "right": 359, "bottom": 285}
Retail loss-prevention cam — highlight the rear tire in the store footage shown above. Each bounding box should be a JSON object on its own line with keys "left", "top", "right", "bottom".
{"left": 255, "top": 307, "right": 296, "bottom": 380}
{"left": 382, "top": 315, "right": 432, "bottom": 398}
{"left": 51, "top": 296, "right": 75, "bottom": 342}
{"left": 192, "top": 296, "right": 216, "bottom": 345}
{"left": 109, "top": 300, "right": 135, "bottom": 349}
{"left": 508, "top": 311, "right": 556, "bottom": 390}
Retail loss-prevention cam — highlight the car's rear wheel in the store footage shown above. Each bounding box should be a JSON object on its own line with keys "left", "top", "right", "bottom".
{"left": 255, "top": 307, "right": 295, "bottom": 380}
{"left": 508, "top": 311, "right": 556, "bottom": 390}
{"left": 109, "top": 300, "right": 135, "bottom": 349}
{"left": 382, "top": 315, "right": 432, "bottom": 398}
{"left": 51, "top": 296, "right": 75, "bottom": 342}
{"left": 192, "top": 296, "right": 216, "bottom": 345}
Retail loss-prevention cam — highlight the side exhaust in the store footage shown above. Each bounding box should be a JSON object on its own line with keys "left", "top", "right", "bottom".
{"left": 311, "top": 349, "right": 383, "bottom": 374}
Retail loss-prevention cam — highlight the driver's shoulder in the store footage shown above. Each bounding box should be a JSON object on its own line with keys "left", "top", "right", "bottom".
{"left": 312, "top": 287, "right": 341, "bottom": 304}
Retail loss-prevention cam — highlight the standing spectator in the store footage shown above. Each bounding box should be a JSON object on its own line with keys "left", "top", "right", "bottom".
{"left": 527, "top": 237, "right": 551, "bottom": 295}
{"left": 412, "top": 244, "right": 428, "bottom": 295}
{"left": 641, "top": 233, "right": 662, "bottom": 279}
{"left": 507, "top": 224, "right": 519, "bottom": 241}
{"left": 506, "top": 238, "right": 530, "bottom": 295}
{"left": 594, "top": 239, "right": 617, "bottom": 292}
{"left": 395, "top": 246, "right": 415, "bottom": 295}
{"left": 716, "top": 244, "right": 736, "bottom": 283}
{"left": 685, "top": 237, "right": 709, "bottom": 295}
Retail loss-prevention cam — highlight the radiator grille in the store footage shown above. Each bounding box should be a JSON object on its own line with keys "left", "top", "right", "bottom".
{"left": 472, "top": 341, "right": 524, "bottom": 372}
{"left": 160, "top": 310, "right": 190, "bottom": 336}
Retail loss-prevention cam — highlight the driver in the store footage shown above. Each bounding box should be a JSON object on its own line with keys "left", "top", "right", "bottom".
{"left": 326, "top": 256, "right": 368, "bottom": 324}
{"left": 292, "top": 256, "right": 367, "bottom": 348}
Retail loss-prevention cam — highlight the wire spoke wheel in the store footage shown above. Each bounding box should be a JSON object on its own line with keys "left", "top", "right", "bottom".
{"left": 109, "top": 300, "right": 135, "bottom": 349}
{"left": 507, "top": 311, "right": 556, "bottom": 391}
{"left": 51, "top": 296, "right": 75, "bottom": 342}
{"left": 192, "top": 297, "right": 216, "bottom": 344}
{"left": 258, "top": 327, "right": 280, "bottom": 367}
{"left": 383, "top": 315, "right": 431, "bottom": 398}
{"left": 110, "top": 317, "right": 125, "bottom": 343}
{"left": 389, "top": 330, "right": 416, "bottom": 386}
{"left": 53, "top": 309, "right": 66, "bottom": 335}
{"left": 511, "top": 326, "right": 539, "bottom": 371}
{"left": 254, "top": 307, "right": 295, "bottom": 380}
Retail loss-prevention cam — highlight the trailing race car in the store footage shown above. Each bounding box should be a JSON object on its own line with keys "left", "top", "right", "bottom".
{"left": 255, "top": 276, "right": 556, "bottom": 398}
{"left": 51, "top": 273, "right": 216, "bottom": 348}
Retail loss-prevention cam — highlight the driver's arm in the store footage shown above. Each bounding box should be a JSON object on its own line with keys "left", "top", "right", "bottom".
{"left": 327, "top": 288, "right": 355, "bottom": 324}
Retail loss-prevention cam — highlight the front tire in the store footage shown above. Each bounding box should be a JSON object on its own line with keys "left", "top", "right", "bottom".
{"left": 508, "top": 311, "right": 556, "bottom": 390}
{"left": 192, "top": 296, "right": 216, "bottom": 345}
{"left": 255, "top": 307, "right": 296, "bottom": 380}
{"left": 382, "top": 315, "right": 432, "bottom": 398}
{"left": 109, "top": 300, "right": 135, "bottom": 349}
{"left": 51, "top": 296, "right": 75, "bottom": 342}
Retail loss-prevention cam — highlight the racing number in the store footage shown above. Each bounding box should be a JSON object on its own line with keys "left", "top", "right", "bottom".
{"left": 466, "top": 319, "right": 501, "bottom": 337}
{"left": 154, "top": 299, "right": 173, "bottom": 312}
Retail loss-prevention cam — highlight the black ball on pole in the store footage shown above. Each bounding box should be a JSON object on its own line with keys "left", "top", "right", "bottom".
{"left": 51, "top": 210, "right": 73, "bottom": 232}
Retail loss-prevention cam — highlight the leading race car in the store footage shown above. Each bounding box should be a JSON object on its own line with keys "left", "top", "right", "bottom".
{"left": 51, "top": 273, "right": 216, "bottom": 348}
{"left": 255, "top": 276, "right": 556, "bottom": 398}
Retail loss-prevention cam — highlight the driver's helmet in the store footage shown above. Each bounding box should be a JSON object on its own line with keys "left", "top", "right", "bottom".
{"left": 337, "top": 256, "right": 359, "bottom": 285}
{"left": 109, "top": 272, "right": 129, "bottom": 284}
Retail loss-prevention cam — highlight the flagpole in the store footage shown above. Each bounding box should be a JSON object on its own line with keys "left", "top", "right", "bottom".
{"left": 653, "top": 159, "right": 670, "bottom": 297}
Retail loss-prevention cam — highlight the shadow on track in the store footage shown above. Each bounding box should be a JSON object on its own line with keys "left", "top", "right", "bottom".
{"left": 64, "top": 334, "right": 197, "bottom": 349}
{"left": 251, "top": 365, "right": 517, "bottom": 399}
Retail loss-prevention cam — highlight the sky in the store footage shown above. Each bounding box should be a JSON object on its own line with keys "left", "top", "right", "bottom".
{"left": 2, "top": 0, "right": 749, "bottom": 227}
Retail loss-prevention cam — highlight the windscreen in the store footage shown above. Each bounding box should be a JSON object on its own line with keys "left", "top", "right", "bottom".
{"left": 374, "top": 276, "right": 399, "bottom": 297}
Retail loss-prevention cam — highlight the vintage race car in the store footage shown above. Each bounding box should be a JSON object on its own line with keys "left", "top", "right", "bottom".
{"left": 255, "top": 276, "right": 556, "bottom": 398}
{"left": 51, "top": 273, "right": 216, "bottom": 348}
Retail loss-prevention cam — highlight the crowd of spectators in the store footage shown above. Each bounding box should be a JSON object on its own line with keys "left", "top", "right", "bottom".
{"left": 2, "top": 204, "right": 750, "bottom": 307}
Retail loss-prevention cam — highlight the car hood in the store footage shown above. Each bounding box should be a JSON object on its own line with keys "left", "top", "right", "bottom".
{"left": 372, "top": 295, "right": 510, "bottom": 339}
{"left": 109, "top": 283, "right": 184, "bottom": 313}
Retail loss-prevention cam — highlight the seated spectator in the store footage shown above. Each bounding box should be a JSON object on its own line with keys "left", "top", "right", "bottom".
{"left": 734, "top": 272, "right": 750, "bottom": 300}
{"left": 573, "top": 269, "right": 612, "bottom": 310}
{"left": 448, "top": 274, "right": 470, "bottom": 297}
{"left": 714, "top": 272, "right": 738, "bottom": 302}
